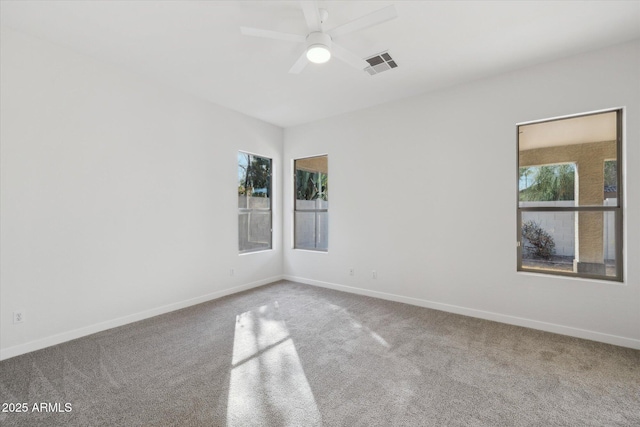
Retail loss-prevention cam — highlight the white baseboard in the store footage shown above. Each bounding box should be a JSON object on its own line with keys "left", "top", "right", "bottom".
{"left": 0, "top": 275, "right": 283, "bottom": 361}
{"left": 283, "top": 275, "right": 640, "bottom": 350}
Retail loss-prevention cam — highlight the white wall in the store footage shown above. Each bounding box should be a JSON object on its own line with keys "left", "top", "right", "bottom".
{"left": 283, "top": 40, "right": 640, "bottom": 348}
{"left": 0, "top": 28, "right": 283, "bottom": 359}
{"left": 2, "top": 27, "right": 637, "bottom": 359}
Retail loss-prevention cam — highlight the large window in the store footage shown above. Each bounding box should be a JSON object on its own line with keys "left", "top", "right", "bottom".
{"left": 294, "top": 155, "right": 328, "bottom": 251}
{"left": 238, "top": 152, "right": 272, "bottom": 253}
{"left": 517, "top": 110, "right": 622, "bottom": 281}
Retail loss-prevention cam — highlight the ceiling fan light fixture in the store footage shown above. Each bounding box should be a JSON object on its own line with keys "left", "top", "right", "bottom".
{"left": 305, "top": 32, "right": 332, "bottom": 64}
{"left": 307, "top": 44, "right": 331, "bottom": 63}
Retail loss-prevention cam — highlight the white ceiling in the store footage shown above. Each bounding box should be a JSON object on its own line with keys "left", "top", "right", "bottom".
{"left": 1, "top": 0, "right": 639, "bottom": 128}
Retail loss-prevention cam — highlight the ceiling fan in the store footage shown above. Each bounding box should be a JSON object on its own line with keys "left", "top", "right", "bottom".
{"left": 240, "top": 1, "right": 397, "bottom": 74}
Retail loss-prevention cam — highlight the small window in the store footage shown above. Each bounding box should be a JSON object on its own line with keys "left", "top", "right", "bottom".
{"left": 238, "top": 152, "right": 272, "bottom": 253}
{"left": 294, "top": 155, "right": 328, "bottom": 251}
{"left": 517, "top": 110, "right": 622, "bottom": 281}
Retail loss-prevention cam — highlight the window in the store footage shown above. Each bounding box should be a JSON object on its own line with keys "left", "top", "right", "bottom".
{"left": 517, "top": 110, "right": 622, "bottom": 281}
{"left": 238, "top": 152, "right": 272, "bottom": 253}
{"left": 294, "top": 155, "right": 328, "bottom": 251}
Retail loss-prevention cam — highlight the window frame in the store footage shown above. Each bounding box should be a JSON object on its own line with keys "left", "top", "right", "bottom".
{"left": 293, "top": 155, "right": 329, "bottom": 252}
{"left": 516, "top": 109, "right": 623, "bottom": 282}
{"left": 238, "top": 151, "right": 273, "bottom": 254}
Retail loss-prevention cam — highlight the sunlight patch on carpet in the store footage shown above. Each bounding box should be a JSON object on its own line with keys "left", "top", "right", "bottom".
{"left": 227, "top": 302, "right": 321, "bottom": 426}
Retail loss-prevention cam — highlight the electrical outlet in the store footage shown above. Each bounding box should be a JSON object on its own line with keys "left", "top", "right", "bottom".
{"left": 372, "top": 270, "right": 377, "bottom": 279}
{"left": 13, "top": 311, "right": 24, "bottom": 324}
{"left": 349, "top": 268, "right": 354, "bottom": 276}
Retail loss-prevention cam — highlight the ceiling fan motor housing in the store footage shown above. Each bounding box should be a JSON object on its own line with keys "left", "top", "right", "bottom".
{"left": 306, "top": 32, "right": 332, "bottom": 50}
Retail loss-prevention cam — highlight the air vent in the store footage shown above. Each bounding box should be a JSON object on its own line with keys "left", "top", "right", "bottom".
{"left": 364, "top": 51, "right": 398, "bottom": 75}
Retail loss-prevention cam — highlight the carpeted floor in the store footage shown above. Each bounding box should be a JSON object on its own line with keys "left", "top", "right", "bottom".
{"left": 1, "top": 280, "right": 639, "bottom": 426}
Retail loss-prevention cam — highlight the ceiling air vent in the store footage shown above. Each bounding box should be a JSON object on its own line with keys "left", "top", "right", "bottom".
{"left": 364, "top": 51, "right": 398, "bottom": 75}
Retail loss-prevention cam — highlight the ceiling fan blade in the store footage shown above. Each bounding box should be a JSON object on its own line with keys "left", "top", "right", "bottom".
{"left": 289, "top": 51, "right": 309, "bottom": 74}
{"left": 300, "top": 0, "right": 321, "bottom": 32}
{"left": 240, "top": 27, "right": 306, "bottom": 43}
{"left": 331, "top": 43, "right": 369, "bottom": 71}
{"left": 327, "top": 5, "right": 397, "bottom": 39}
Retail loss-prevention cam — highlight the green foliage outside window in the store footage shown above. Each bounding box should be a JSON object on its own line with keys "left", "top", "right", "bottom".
{"left": 519, "top": 164, "right": 575, "bottom": 202}
{"left": 604, "top": 160, "right": 617, "bottom": 188}
{"left": 238, "top": 153, "right": 271, "bottom": 198}
{"left": 296, "top": 170, "right": 328, "bottom": 201}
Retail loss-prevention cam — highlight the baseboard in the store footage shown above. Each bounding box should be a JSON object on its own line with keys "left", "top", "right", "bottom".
{"left": 283, "top": 275, "right": 640, "bottom": 350}
{"left": 0, "top": 275, "right": 283, "bottom": 361}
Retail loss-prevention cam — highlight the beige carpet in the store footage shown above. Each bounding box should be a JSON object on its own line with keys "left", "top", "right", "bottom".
{"left": 1, "top": 280, "right": 638, "bottom": 426}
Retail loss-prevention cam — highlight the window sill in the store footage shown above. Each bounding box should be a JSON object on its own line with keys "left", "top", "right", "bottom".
{"left": 292, "top": 248, "right": 329, "bottom": 254}
{"left": 517, "top": 269, "right": 625, "bottom": 285}
{"left": 239, "top": 249, "right": 273, "bottom": 256}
